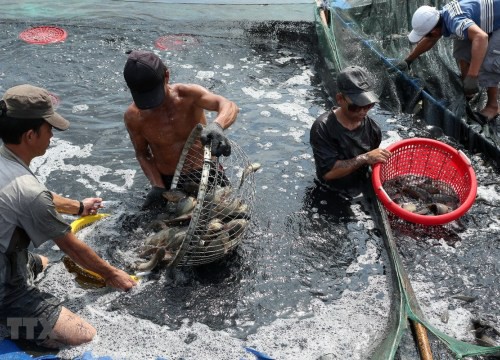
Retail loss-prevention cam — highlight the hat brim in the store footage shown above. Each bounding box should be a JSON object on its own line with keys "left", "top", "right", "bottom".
{"left": 130, "top": 83, "right": 165, "bottom": 110}
{"left": 408, "top": 30, "right": 425, "bottom": 44}
{"left": 346, "top": 90, "right": 379, "bottom": 106}
{"left": 43, "top": 112, "right": 70, "bottom": 131}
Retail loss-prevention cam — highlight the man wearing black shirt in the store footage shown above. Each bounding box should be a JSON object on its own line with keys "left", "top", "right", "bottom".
{"left": 310, "top": 66, "right": 391, "bottom": 189}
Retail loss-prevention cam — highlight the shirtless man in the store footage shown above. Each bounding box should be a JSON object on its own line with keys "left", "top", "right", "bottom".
{"left": 123, "top": 50, "right": 239, "bottom": 210}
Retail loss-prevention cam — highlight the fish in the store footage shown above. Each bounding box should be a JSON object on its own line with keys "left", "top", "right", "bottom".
{"left": 440, "top": 309, "right": 449, "bottom": 324}
{"left": 180, "top": 181, "right": 200, "bottom": 196}
{"left": 401, "top": 186, "right": 431, "bottom": 202}
{"left": 213, "top": 197, "right": 242, "bottom": 219}
{"left": 163, "top": 188, "right": 188, "bottom": 203}
{"left": 452, "top": 295, "right": 477, "bottom": 303}
{"left": 384, "top": 174, "right": 461, "bottom": 217}
{"left": 145, "top": 219, "right": 169, "bottom": 232}
{"left": 205, "top": 232, "right": 231, "bottom": 255}
{"left": 163, "top": 213, "right": 192, "bottom": 226}
{"left": 205, "top": 185, "right": 232, "bottom": 203}
{"left": 206, "top": 218, "right": 225, "bottom": 236}
{"left": 136, "top": 247, "right": 166, "bottom": 272}
{"left": 175, "top": 196, "right": 196, "bottom": 217}
{"left": 472, "top": 318, "right": 500, "bottom": 347}
{"left": 400, "top": 202, "right": 417, "bottom": 213}
{"left": 226, "top": 202, "right": 250, "bottom": 220}
{"left": 239, "top": 162, "right": 261, "bottom": 189}
{"left": 144, "top": 226, "right": 187, "bottom": 248}
{"left": 224, "top": 218, "right": 249, "bottom": 237}
{"left": 428, "top": 203, "right": 451, "bottom": 215}
{"left": 138, "top": 245, "right": 160, "bottom": 258}
{"left": 415, "top": 181, "right": 440, "bottom": 195}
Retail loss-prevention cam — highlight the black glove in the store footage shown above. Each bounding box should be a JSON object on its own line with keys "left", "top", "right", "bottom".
{"left": 200, "top": 122, "right": 231, "bottom": 157}
{"left": 141, "top": 186, "right": 167, "bottom": 210}
{"left": 463, "top": 76, "right": 479, "bottom": 96}
{"left": 389, "top": 59, "right": 412, "bottom": 73}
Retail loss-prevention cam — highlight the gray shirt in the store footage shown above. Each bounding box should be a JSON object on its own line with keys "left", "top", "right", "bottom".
{"left": 0, "top": 145, "right": 70, "bottom": 253}
{"left": 0, "top": 144, "right": 71, "bottom": 305}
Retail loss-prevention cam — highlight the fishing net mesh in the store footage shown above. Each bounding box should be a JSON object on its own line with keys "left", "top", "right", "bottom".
{"left": 168, "top": 124, "right": 256, "bottom": 267}
{"left": 315, "top": 0, "right": 500, "bottom": 357}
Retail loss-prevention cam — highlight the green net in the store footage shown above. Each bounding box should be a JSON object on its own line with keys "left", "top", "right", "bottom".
{"left": 374, "top": 195, "right": 500, "bottom": 358}
{"left": 314, "top": 0, "right": 500, "bottom": 165}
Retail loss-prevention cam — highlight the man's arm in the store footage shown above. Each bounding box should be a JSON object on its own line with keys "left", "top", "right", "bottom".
{"left": 322, "top": 148, "right": 391, "bottom": 181}
{"left": 466, "top": 24, "right": 489, "bottom": 77}
{"left": 405, "top": 35, "right": 441, "bottom": 63}
{"left": 54, "top": 232, "right": 136, "bottom": 290}
{"left": 191, "top": 85, "right": 239, "bottom": 129}
{"left": 51, "top": 192, "right": 102, "bottom": 216}
{"left": 124, "top": 112, "right": 164, "bottom": 187}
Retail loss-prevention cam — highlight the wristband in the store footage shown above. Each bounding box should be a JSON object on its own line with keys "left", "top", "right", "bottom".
{"left": 77, "top": 201, "right": 84, "bottom": 216}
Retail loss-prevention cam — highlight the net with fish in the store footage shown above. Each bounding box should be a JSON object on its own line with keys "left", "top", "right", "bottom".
{"left": 372, "top": 138, "right": 477, "bottom": 225}
{"left": 163, "top": 124, "right": 257, "bottom": 267}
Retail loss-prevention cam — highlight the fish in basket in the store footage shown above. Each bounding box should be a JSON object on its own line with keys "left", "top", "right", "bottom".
{"left": 135, "top": 124, "right": 259, "bottom": 270}
{"left": 371, "top": 138, "right": 477, "bottom": 226}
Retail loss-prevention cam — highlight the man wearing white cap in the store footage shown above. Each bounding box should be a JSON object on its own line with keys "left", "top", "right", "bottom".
{"left": 399, "top": 0, "right": 500, "bottom": 123}
{"left": 0, "top": 85, "right": 136, "bottom": 348}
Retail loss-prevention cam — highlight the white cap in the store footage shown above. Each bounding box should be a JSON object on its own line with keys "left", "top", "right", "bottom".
{"left": 408, "top": 6, "right": 440, "bottom": 43}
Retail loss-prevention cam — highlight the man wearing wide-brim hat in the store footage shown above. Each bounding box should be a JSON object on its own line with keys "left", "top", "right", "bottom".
{"left": 0, "top": 84, "right": 136, "bottom": 348}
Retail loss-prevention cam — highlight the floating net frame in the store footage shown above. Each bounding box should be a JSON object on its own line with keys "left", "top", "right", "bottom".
{"left": 168, "top": 124, "right": 256, "bottom": 267}
{"left": 19, "top": 26, "right": 68, "bottom": 44}
{"left": 154, "top": 34, "right": 199, "bottom": 50}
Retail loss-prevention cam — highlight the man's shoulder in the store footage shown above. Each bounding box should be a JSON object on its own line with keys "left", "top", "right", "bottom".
{"left": 173, "top": 83, "right": 206, "bottom": 96}
{"left": 313, "top": 110, "right": 334, "bottom": 125}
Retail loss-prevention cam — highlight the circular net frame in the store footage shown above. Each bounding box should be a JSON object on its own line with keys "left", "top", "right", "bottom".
{"left": 19, "top": 26, "right": 68, "bottom": 44}
{"left": 168, "top": 124, "right": 256, "bottom": 267}
{"left": 154, "top": 34, "right": 199, "bottom": 50}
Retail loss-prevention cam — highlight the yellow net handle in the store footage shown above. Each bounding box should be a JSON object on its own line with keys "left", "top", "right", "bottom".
{"left": 70, "top": 214, "right": 139, "bottom": 282}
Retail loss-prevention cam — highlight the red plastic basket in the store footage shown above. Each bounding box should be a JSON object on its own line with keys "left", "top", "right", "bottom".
{"left": 372, "top": 138, "right": 477, "bottom": 225}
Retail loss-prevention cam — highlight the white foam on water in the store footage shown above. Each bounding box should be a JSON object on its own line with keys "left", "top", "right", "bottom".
{"left": 257, "top": 78, "right": 273, "bottom": 86}
{"left": 287, "top": 88, "right": 309, "bottom": 98}
{"left": 257, "top": 142, "right": 272, "bottom": 150}
{"left": 268, "top": 102, "right": 315, "bottom": 125}
{"left": 346, "top": 240, "right": 380, "bottom": 274}
{"left": 223, "top": 64, "right": 234, "bottom": 70}
{"left": 33, "top": 212, "right": 391, "bottom": 360}
{"left": 241, "top": 87, "right": 282, "bottom": 100}
{"left": 411, "top": 281, "right": 475, "bottom": 343}
{"left": 260, "top": 110, "right": 271, "bottom": 117}
{"left": 380, "top": 130, "right": 402, "bottom": 148}
{"left": 180, "top": 64, "right": 194, "bottom": 69}
{"left": 274, "top": 56, "right": 303, "bottom": 65}
{"left": 476, "top": 184, "right": 500, "bottom": 203}
{"left": 30, "top": 139, "right": 135, "bottom": 193}
{"left": 195, "top": 71, "right": 215, "bottom": 80}
{"left": 72, "top": 104, "right": 90, "bottom": 113}
{"left": 281, "top": 127, "right": 305, "bottom": 142}
{"left": 281, "top": 68, "right": 314, "bottom": 87}
{"left": 246, "top": 276, "right": 390, "bottom": 360}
